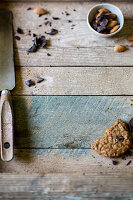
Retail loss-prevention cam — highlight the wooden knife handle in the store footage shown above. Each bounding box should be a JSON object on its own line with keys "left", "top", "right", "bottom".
{"left": 0, "top": 90, "right": 13, "bottom": 161}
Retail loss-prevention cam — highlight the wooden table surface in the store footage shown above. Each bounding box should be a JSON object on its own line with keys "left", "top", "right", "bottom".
{"left": 0, "top": 0, "right": 133, "bottom": 199}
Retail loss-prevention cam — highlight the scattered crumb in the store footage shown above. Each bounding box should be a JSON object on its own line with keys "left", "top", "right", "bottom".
{"left": 27, "top": 7, "right": 32, "bottom": 10}
{"left": 130, "top": 99, "right": 133, "bottom": 102}
{"left": 126, "top": 160, "right": 132, "bottom": 166}
{"left": 47, "top": 53, "right": 51, "bottom": 56}
{"left": 25, "top": 80, "right": 35, "bottom": 87}
{"left": 73, "top": 9, "right": 76, "bottom": 11}
{"left": 65, "top": 11, "right": 70, "bottom": 16}
{"left": 52, "top": 17, "right": 60, "bottom": 20}
{"left": 130, "top": 103, "right": 133, "bottom": 106}
{"left": 15, "top": 36, "right": 21, "bottom": 40}
{"left": 112, "top": 160, "right": 119, "bottom": 165}
{"left": 37, "top": 77, "right": 44, "bottom": 83}
{"left": 17, "top": 27, "right": 24, "bottom": 34}
{"left": 38, "top": 25, "right": 42, "bottom": 27}
{"left": 68, "top": 20, "right": 72, "bottom": 23}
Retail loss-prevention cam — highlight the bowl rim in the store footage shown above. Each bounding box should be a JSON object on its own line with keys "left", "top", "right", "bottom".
{"left": 87, "top": 3, "right": 124, "bottom": 37}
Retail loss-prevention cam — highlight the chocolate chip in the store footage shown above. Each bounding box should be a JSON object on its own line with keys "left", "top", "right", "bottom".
{"left": 26, "top": 44, "right": 37, "bottom": 53}
{"left": 25, "top": 80, "right": 35, "bottom": 87}
{"left": 46, "top": 28, "right": 58, "bottom": 35}
{"left": 52, "top": 17, "right": 60, "bottom": 20}
{"left": 37, "top": 77, "right": 44, "bottom": 83}
{"left": 91, "top": 20, "right": 98, "bottom": 30}
{"left": 33, "top": 33, "right": 37, "bottom": 37}
{"left": 129, "top": 118, "right": 133, "bottom": 132}
{"left": 68, "top": 20, "right": 72, "bottom": 23}
{"left": 126, "top": 160, "right": 132, "bottom": 166}
{"left": 27, "top": 7, "right": 32, "bottom": 10}
{"left": 17, "top": 27, "right": 23, "bottom": 34}
{"left": 44, "top": 21, "right": 51, "bottom": 26}
{"left": 47, "top": 53, "right": 51, "bottom": 56}
{"left": 100, "top": 18, "right": 109, "bottom": 26}
{"left": 15, "top": 36, "right": 21, "bottom": 40}
{"left": 40, "top": 36, "right": 47, "bottom": 48}
{"left": 97, "top": 26, "right": 106, "bottom": 33}
{"left": 112, "top": 160, "right": 119, "bottom": 165}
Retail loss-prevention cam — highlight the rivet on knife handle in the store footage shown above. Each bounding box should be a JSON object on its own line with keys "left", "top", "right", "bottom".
{"left": 0, "top": 89, "right": 13, "bottom": 161}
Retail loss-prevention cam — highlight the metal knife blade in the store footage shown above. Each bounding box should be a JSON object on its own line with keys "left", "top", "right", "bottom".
{"left": 0, "top": 9, "right": 15, "bottom": 91}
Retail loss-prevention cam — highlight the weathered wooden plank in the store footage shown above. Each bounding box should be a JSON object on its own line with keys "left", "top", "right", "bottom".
{"left": 0, "top": 173, "right": 133, "bottom": 199}
{"left": 0, "top": 149, "right": 133, "bottom": 174}
{"left": 13, "top": 67, "right": 133, "bottom": 95}
{"left": 0, "top": 148, "right": 133, "bottom": 199}
{"left": 12, "top": 96, "right": 133, "bottom": 148}
{"left": 0, "top": 2, "right": 133, "bottom": 66}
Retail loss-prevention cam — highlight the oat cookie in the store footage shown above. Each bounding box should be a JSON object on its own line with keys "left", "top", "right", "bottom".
{"left": 91, "top": 119, "right": 132, "bottom": 158}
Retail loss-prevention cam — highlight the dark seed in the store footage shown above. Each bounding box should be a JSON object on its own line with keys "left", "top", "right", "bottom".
{"left": 47, "top": 53, "right": 51, "bottom": 56}
{"left": 25, "top": 80, "right": 35, "bottom": 87}
{"left": 112, "top": 160, "right": 119, "bottom": 165}
{"left": 39, "top": 14, "right": 42, "bottom": 17}
{"left": 68, "top": 20, "right": 72, "bottom": 23}
{"left": 26, "top": 44, "right": 37, "bottom": 53}
{"left": 44, "top": 17, "right": 48, "bottom": 20}
{"left": 126, "top": 160, "right": 132, "bottom": 166}
{"left": 46, "top": 28, "right": 58, "bottom": 35}
{"left": 44, "top": 21, "right": 51, "bottom": 26}
{"left": 17, "top": 27, "right": 23, "bottom": 34}
{"left": 73, "top": 9, "right": 76, "bottom": 11}
{"left": 52, "top": 17, "right": 60, "bottom": 20}
{"left": 27, "top": 7, "right": 32, "bottom": 10}
{"left": 33, "top": 33, "right": 37, "bottom": 37}
{"left": 38, "top": 25, "right": 42, "bottom": 27}
{"left": 37, "top": 77, "right": 44, "bottom": 83}
{"left": 129, "top": 118, "right": 133, "bottom": 132}
{"left": 15, "top": 36, "right": 21, "bottom": 40}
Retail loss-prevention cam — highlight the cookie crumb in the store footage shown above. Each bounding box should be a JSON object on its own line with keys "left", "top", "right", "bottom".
{"left": 15, "top": 36, "right": 21, "bottom": 40}
{"left": 112, "top": 160, "right": 119, "bottom": 165}
{"left": 126, "top": 160, "right": 132, "bottom": 166}
{"left": 37, "top": 77, "right": 44, "bottom": 83}
{"left": 25, "top": 80, "right": 35, "bottom": 87}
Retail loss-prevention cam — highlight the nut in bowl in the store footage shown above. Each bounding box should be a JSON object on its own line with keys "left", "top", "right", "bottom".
{"left": 87, "top": 4, "right": 124, "bottom": 37}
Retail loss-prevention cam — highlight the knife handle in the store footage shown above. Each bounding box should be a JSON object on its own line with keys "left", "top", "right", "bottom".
{"left": 0, "top": 90, "right": 13, "bottom": 161}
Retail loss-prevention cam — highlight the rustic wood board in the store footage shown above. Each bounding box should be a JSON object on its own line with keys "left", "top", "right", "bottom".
{"left": 12, "top": 96, "right": 133, "bottom": 148}
{"left": 0, "top": 2, "right": 133, "bottom": 66}
{"left": 14, "top": 67, "right": 133, "bottom": 95}
{"left": 0, "top": 172, "right": 133, "bottom": 199}
{"left": 0, "top": 1, "right": 133, "bottom": 198}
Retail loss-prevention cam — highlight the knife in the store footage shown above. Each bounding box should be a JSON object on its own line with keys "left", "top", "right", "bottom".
{"left": 0, "top": 9, "right": 15, "bottom": 161}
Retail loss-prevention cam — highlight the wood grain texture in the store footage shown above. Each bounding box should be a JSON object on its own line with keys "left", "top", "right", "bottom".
{"left": 12, "top": 96, "right": 133, "bottom": 148}
{"left": 0, "top": 149, "right": 133, "bottom": 174}
{"left": 0, "top": 172, "right": 133, "bottom": 199}
{"left": 0, "top": 149, "right": 133, "bottom": 198}
{"left": 13, "top": 67, "right": 133, "bottom": 95}
{"left": 0, "top": 2, "right": 133, "bottom": 66}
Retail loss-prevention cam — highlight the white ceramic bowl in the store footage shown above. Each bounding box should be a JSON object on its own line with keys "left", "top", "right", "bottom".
{"left": 87, "top": 3, "right": 124, "bottom": 37}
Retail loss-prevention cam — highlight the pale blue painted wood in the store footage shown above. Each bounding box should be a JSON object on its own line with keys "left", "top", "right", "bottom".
{"left": 13, "top": 96, "right": 133, "bottom": 148}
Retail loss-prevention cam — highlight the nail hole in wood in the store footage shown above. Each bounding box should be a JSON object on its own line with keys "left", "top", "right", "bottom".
{"left": 4, "top": 142, "right": 10, "bottom": 149}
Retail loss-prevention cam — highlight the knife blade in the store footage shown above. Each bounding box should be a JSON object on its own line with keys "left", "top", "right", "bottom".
{"left": 0, "top": 9, "right": 15, "bottom": 161}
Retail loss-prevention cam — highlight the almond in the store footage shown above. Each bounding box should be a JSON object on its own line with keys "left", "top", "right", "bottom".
{"left": 107, "top": 20, "right": 117, "bottom": 28}
{"left": 34, "top": 8, "right": 47, "bottom": 15}
{"left": 98, "top": 8, "right": 110, "bottom": 13}
{"left": 128, "top": 35, "right": 133, "bottom": 41}
{"left": 110, "top": 13, "right": 117, "bottom": 19}
{"left": 114, "top": 45, "right": 126, "bottom": 52}
{"left": 95, "top": 11, "right": 104, "bottom": 18}
{"left": 110, "top": 25, "right": 120, "bottom": 33}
